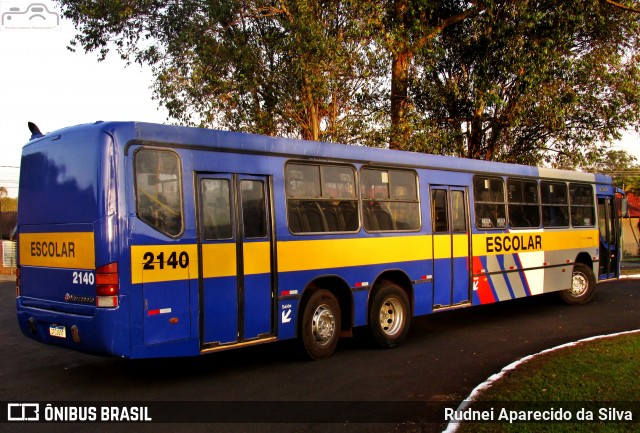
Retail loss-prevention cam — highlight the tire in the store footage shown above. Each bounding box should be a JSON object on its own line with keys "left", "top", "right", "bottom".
{"left": 559, "top": 263, "right": 596, "bottom": 305}
{"left": 368, "top": 283, "right": 411, "bottom": 349}
{"left": 299, "top": 289, "right": 341, "bottom": 360}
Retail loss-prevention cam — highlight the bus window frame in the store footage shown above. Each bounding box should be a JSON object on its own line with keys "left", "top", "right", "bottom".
{"left": 569, "top": 183, "right": 596, "bottom": 228}
{"left": 285, "top": 161, "right": 360, "bottom": 235}
{"left": 473, "top": 175, "right": 507, "bottom": 230}
{"left": 541, "top": 180, "right": 570, "bottom": 228}
{"left": 133, "top": 147, "right": 185, "bottom": 238}
{"left": 507, "top": 178, "right": 541, "bottom": 229}
{"left": 360, "top": 167, "right": 421, "bottom": 233}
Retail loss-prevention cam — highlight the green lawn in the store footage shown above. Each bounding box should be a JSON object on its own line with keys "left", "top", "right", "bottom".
{"left": 454, "top": 332, "right": 640, "bottom": 433}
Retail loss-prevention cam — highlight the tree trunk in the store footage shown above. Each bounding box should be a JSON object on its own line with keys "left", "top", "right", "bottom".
{"left": 389, "top": 0, "right": 410, "bottom": 150}
{"left": 390, "top": 50, "right": 411, "bottom": 150}
{"left": 302, "top": 80, "right": 321, "bottom": 141}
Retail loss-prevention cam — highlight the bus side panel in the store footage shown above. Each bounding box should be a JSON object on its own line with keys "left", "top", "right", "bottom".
{"left": 201, "top": 275, "right": 238, "bottom": 344}
{"left": 276, "top": 255, "right": 432, "bottom": 330}
{"left": 141, "top": 279, "right": 192, "bottom": 345}
{"left": 127, "top": 224, "right": 200, "bottom": 357}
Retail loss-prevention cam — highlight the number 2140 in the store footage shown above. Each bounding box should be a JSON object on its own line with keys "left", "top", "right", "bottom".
{"left": 142, "top": 251, "right": 190, "bottom": 270}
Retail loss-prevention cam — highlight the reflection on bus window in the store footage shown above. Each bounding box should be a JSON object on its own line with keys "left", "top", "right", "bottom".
{"left": 286, "top": 163, "right": 358, "bottom": 233}
{"left": 432, "top": 189, "right": 448, "bottom": 233}
{"left": 508, "top": 179, "right": 540, "bottom": 228}
{"left": 241, "top": 180, "right": 267, "bottom": 238}
{"left": 135, "top": 149, "right": 183, "bottom": 236}
{"left": 570, "top": 184, "right": 595, "bottom": 227}
{"left": 362, "top": 168, "right": 420, "bottom": 232}
{"left": 474, "top": 176, "right": 506, "bottom": 229}
{"left": 541, "top": 181, "right": 569, "bottom": 227}
{"left": 201, "top": 178, "right": 232, "bottom": 240}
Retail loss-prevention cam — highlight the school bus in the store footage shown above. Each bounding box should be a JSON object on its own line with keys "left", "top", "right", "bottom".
{"left": 16, "top": 121, "right": 623, "bottom": 359}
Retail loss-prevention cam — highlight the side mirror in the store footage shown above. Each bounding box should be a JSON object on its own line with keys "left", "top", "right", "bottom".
{"left": 621, "top": 198, "right": 629, "bottom": 218}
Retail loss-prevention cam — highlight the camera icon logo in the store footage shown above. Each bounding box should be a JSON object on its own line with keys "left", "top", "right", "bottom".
{"left": 1, "top": 2, "right": 60, "bottom": 30}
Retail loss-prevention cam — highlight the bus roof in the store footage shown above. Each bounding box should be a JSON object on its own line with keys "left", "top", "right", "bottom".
{"left": 26, "top": 120, "right": 612, "bottom": 184}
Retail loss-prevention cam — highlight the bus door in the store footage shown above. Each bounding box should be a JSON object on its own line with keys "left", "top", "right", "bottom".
{"left": 197, "top": 173, "right": 275, "bottom": 349}
{"left": 597, "top": 196, "right": 619, "bottom": 279}
{"left": 431, "top": 186, "right": 471, "bottom": 308}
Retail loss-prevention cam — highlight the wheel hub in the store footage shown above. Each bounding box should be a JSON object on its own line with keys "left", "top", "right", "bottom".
{"left": 378, "top": 297, "right": 404, "bottom": 336}
{"left": 311, "top": 304, "right": 336, "bottom": 346}
{"left": 570, "top": 272, "right": 588, "bottom": 296}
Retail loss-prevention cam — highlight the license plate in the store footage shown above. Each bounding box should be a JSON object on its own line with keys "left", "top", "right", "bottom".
{"left": 49, "top": 325, "right": 66, "bottom": 339}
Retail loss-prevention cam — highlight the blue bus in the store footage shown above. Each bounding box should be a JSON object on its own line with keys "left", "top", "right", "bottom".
{"left": 16, "top": 121, "right": 624, "bottom": 359}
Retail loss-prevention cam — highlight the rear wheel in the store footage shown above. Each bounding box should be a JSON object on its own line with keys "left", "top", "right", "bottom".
{"left": 559, "top": 263, "right": 596, "bottom": 305}
{"left": 368, "top": 283, "right": 410, "bottom": 349}
{"left": 299, "top": 289, "right": 341, "bottom": 360}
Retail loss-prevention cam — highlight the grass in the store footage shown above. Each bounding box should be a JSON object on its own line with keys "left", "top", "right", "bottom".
{"left": 455, "top": 332, "right": 640, "bottom": 433}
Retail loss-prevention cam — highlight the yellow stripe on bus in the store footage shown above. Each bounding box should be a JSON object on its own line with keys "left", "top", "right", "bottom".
{"left": 472, "top": 229, "right": 599, "bottom": 256}
{"left": 243, "top": 242, "right": 271, "bottom": 275}
{"left": 201, "top": 243, "right": 236, "bottom": 278}
{"left": 19, "top": 232, "right": 95, "bottom": 270}
{"left": 128, "top": 229, "right": 599, "bottom": 283}
{"left": 131, "top": 244, "right": 199, "bottom": 284}
{"left": 131, "top": 242, "right": 271, "bottom": 284}
{"left": 432, "top": 233, "right": 472, "bottom": 258}
{"left": 277, "top": 235, "right": 433, "bottom": 273}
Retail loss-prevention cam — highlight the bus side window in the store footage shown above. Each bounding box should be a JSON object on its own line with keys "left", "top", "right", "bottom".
{"left": 285, "top": 162, "right": 358, "bottom": 234}
{"left": 361, "top": 168, "right": 420, "bottom": 232}
{"left": 473, "top": 176, "right": 506, "bottom": 229}
{"left": 569, "top": 183, "right": 595, "bottom": 227}
{"left": 541, "top": 181, "right": 569, "bottom": 227}
{"left": 508, "top": 179, "right": 540, "bottom": 228}
{"left": 135, "top": 149, "right": 184, "bottom": 237}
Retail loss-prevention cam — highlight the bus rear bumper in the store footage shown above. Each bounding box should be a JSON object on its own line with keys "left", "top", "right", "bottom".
{"left": 16, "top": 298, "right": 129, "bottom": 358}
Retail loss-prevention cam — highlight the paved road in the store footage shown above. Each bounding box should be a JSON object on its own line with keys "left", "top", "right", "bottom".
{"left": 1, "top": 279, "right": 639, "bottom": 433}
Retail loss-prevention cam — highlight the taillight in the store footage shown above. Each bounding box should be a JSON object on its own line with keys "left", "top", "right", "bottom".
{"left": 15, "top": 267, "right": 21, "bottom": 297}
{"left": 96, "top": 262, "right": 119, "bottom": 308}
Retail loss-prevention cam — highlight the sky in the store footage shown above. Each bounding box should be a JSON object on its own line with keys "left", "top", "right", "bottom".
{"left": 0, "top": 0, "right": 168, "bottom": 197}
{"left": 0, "top": 0, "right": 638, "bottom": 198}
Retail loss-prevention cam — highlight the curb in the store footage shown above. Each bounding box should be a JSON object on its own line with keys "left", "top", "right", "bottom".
{"left": 442, "top": 329, "right": 640, "bottom": 433}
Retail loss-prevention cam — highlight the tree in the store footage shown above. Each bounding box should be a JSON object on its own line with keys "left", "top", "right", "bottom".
{"left": 383, "top": 0, "right": 488, "bottom": 150}
{"left": 59, "top": 0, "right": 386, "bottom": 143}
{"left": 581, "top": 149, "right": 640, "bottom": 192}
{"left": 401, "top": 0, "right": 640, "bottom": 162}
{"left": 58, "top": 0, "right": 640, "bottom": 166}
{"left": 0, "top": 187, "right": 17, "bottom": 213}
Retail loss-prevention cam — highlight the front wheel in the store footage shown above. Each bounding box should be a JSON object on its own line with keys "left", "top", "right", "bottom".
{"left": 559, "top": 263, "right": 596, "bottom": 305}
{"left": 299, "top": 289, "right": 341, "bottom": 360}
{"left": 368, "top": 283, "right": 411, "bottom": 349}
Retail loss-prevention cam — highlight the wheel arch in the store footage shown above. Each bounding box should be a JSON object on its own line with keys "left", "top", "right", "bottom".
{"left": 369, "top": 269, "right": 414, "bottom": 319}
{"left": 575, "top": 251, "right": 594, "bottom": 271}
{"left": 298, "top": 275, "right": 353, "bottom": 336}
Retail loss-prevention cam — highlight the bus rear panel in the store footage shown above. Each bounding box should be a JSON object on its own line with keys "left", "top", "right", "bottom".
{"left": 16, "top": 123, "right": 130, "bottom": 357}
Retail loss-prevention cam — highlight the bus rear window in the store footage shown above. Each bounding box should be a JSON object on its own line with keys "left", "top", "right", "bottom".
{"left": 135, "top": 149, "right": 183, "bottom": 237}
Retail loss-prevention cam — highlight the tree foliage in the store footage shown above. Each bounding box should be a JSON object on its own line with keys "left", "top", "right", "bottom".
{"left": 403, "top": 0, "right": 640, "bottom": 162}
{"left": 61, "top": 1, "right": 387, "bottom": 143}
{"left": 581, "top": 149, "right": 640, "bottom": 192}
{"left": 57, "top": 0, "right": 640, "bottom": 165}
{"left": 0, "top": 187, "right": 17, "bottom": 212}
